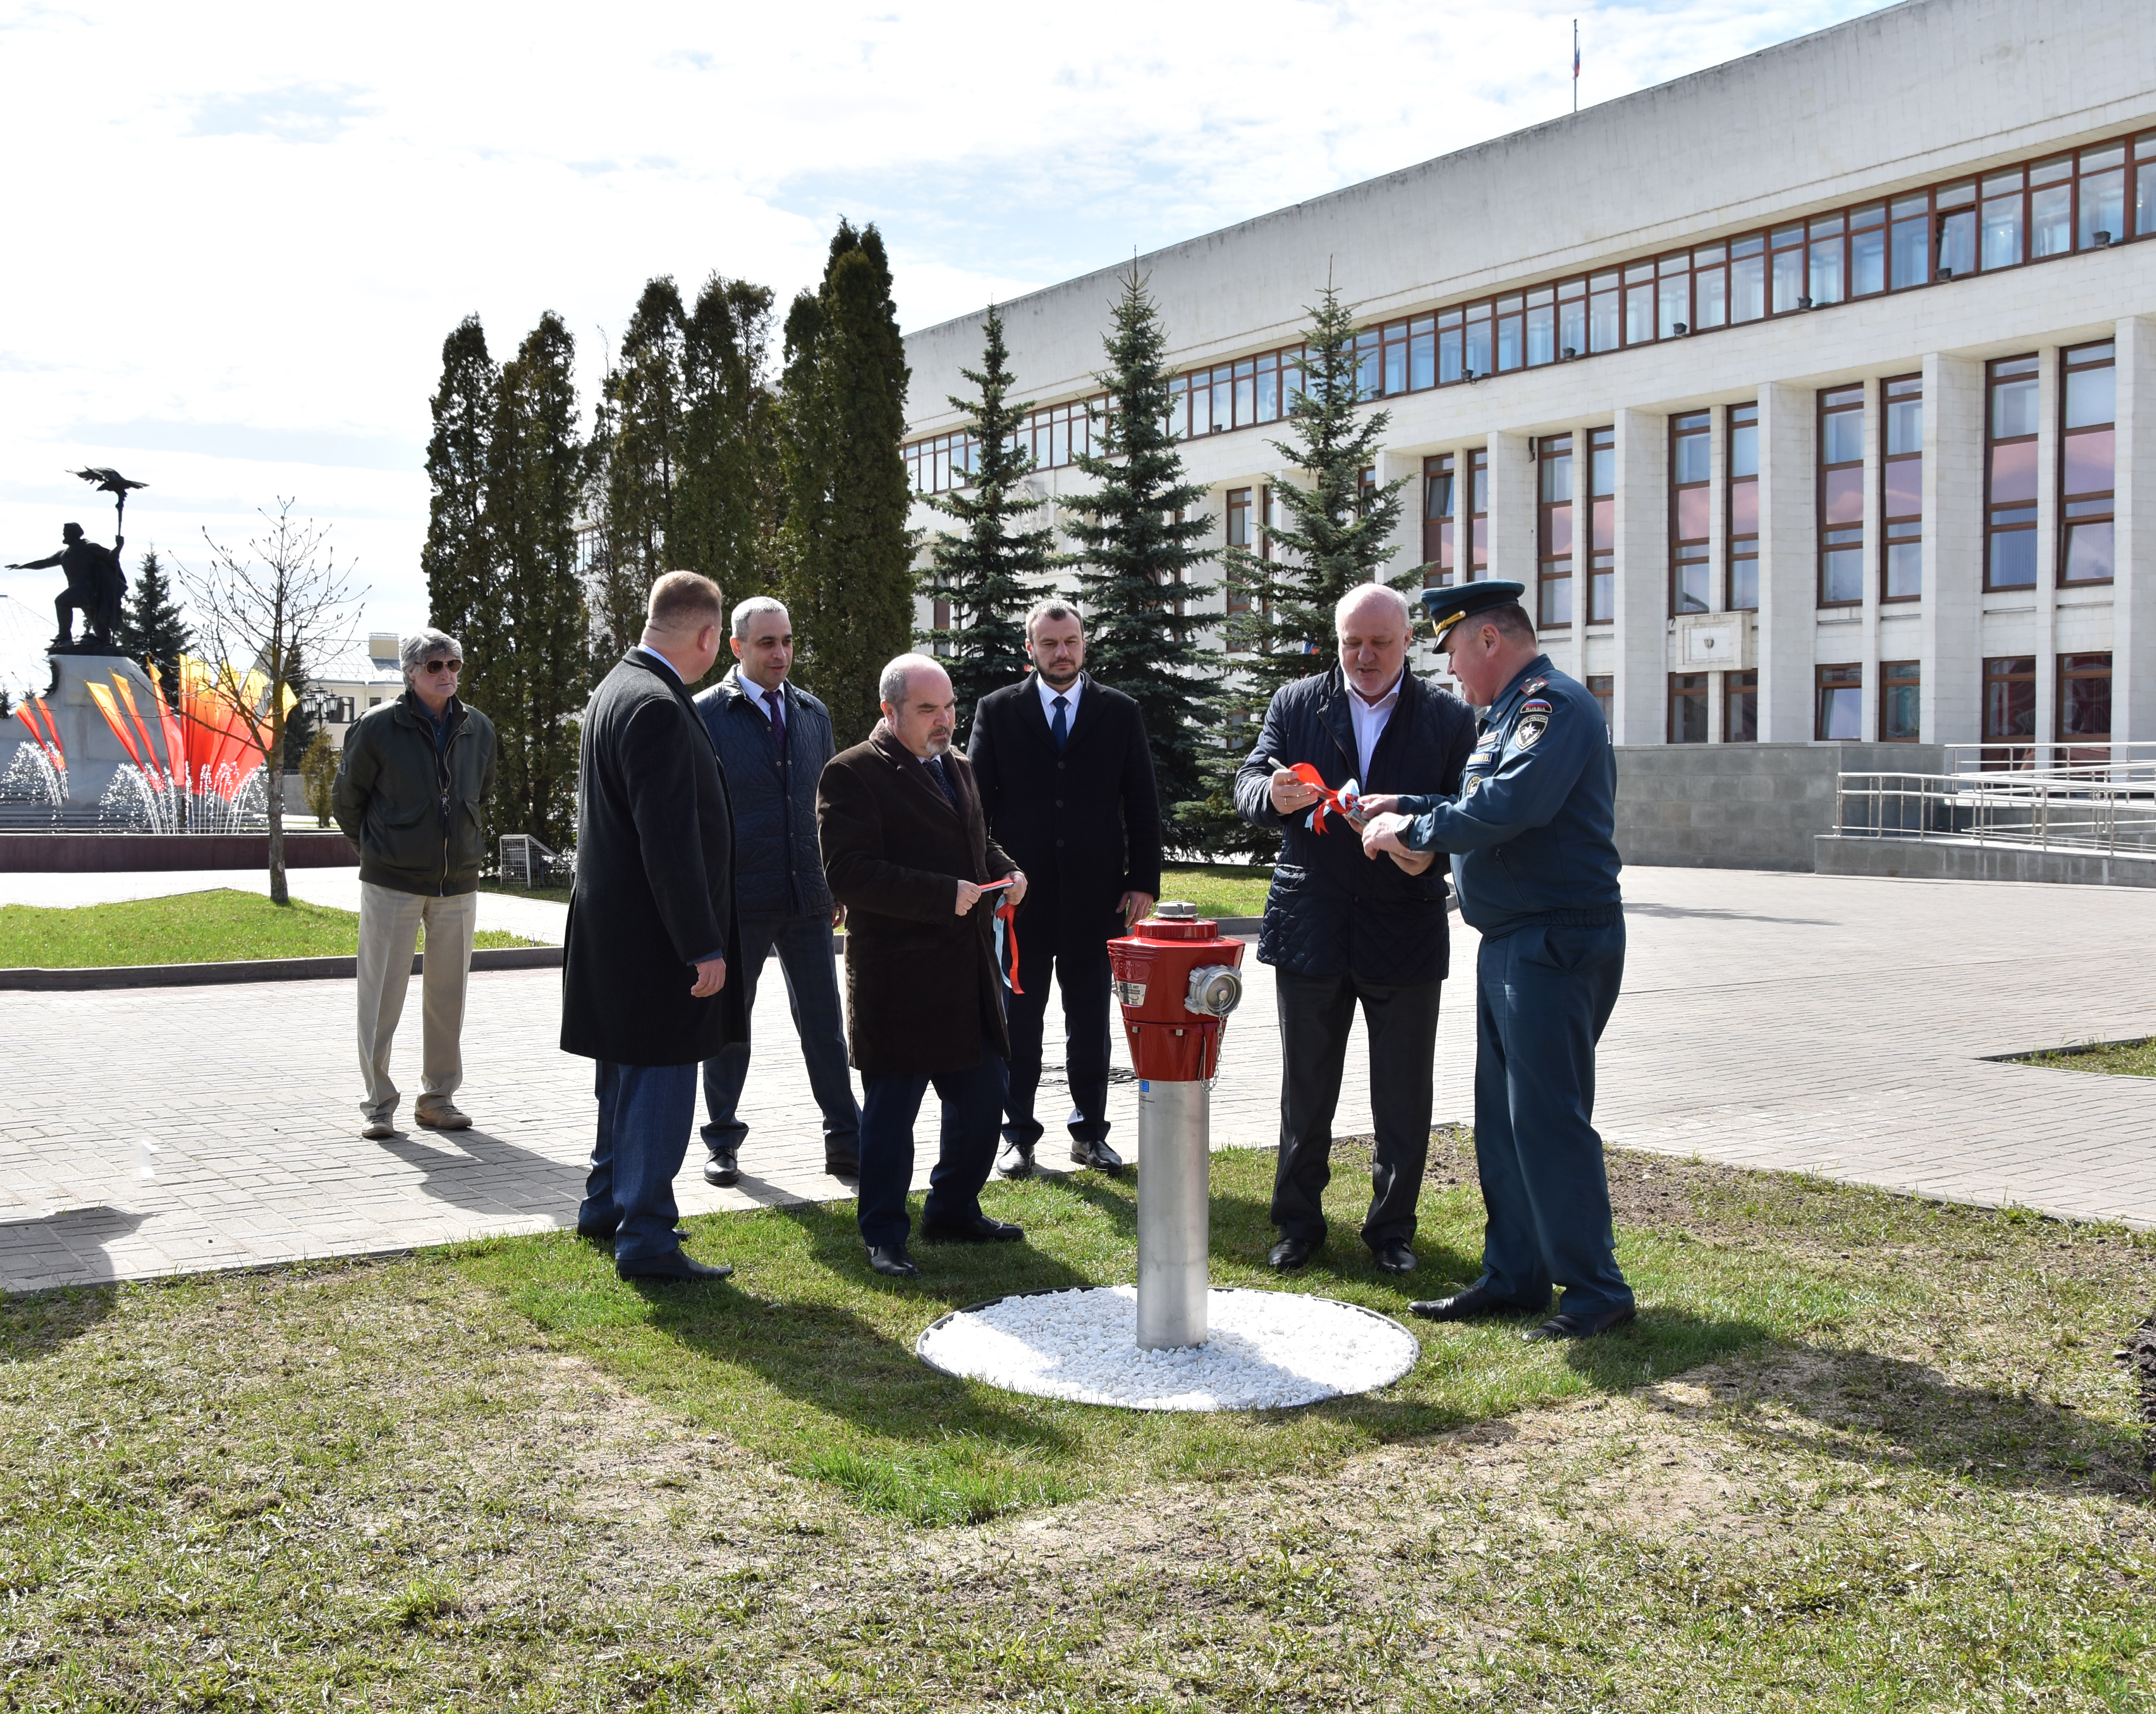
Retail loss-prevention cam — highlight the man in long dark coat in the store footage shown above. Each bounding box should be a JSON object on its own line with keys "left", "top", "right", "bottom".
{"left": 561, "top": 571, "right": 746, "bottom": 1282}
{"left": 817, "top": 653, "right": 1028, "bottom": 1278}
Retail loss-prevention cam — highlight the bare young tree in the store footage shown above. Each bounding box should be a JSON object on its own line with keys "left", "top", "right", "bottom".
{"left": 176, "top": 500, "right": 364, "bottom": 904}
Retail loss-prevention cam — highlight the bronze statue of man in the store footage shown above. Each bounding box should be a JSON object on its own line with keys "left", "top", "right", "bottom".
{"left": 8, "top": 522, "right": 129, "bottom": 653}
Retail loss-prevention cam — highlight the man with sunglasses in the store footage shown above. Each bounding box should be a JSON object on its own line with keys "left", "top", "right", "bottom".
{"left": 334, "top": 626, "right": 498, "bottom": 1141}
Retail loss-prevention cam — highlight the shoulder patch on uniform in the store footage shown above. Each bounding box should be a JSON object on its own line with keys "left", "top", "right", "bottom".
{"left": 1520, "top": 697, "right": 1553, "bottom": 714}
{"left": 1513, "top": 713, "right": 1550, "bottom": 749}
{"left": 1521, "top": 677, "right": 1549, "bottom": 695}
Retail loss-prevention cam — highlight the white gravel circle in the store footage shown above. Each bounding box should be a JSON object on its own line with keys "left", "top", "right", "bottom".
{"left": 916, "top": 1285, "right": 1421, "bottom": 1412}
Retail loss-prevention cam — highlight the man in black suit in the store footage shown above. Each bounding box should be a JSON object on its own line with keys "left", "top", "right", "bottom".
{"left": 969, "top": 599, "right": 1162, "bottom": 1178}
{"left": 561, "top": 571, "right": 746, "bottom": 1283}
{"left": 1234, "top": 583, "right": 1476, "bottom": 1276}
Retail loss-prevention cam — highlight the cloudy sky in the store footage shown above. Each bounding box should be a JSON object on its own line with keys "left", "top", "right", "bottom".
{"left": 0, "top": 0, "right": 1885, "bottom": 693}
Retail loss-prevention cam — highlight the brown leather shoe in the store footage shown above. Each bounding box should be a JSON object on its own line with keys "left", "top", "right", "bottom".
{"left": 416, "top": 1105, "right": 472, "bottom": 1131}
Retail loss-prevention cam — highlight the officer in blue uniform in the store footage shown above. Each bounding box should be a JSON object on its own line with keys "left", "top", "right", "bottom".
{"left": 1358, "top": 580, "right": 1635, "bottom": 1340}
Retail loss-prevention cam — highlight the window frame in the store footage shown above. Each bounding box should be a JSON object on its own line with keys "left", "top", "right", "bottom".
{"left": 1817, "top": 384, "right": 1866, "bottom": 608}
{"left": 1880, "top": 659, "right": 1921, "bottom": 742}
{"left": 1422, "top": 454, "right": 1456, "bottom": 588}
{"left": 1726, "top": 403, "right": 1759, "bottom": 612}
{"left": 1585, "top": 426, "right": 1615, "bottom": 624}
{"left": 1669, "top": 673, "right": 1709, "bottom": 744}
{"left": 2058, "top": 340, "right": 2116, "bottom": 586}
{"left": 1816, "top": 662, "right": 1863, "bottom": 741}
{"left": 1724, "top": 670, "right": 1758, "bottom": 744}
{"left": 1669, "top": 410, "right": 1712, "bottom": 616}
{"left": 1880, "top": 373, "right": 1923, "bottom": 602}
{"left": 1984, "top": 354, "right": 2041, "bottom": 591}
{"left": 1537, "top": 434, "right": 1574, "bottom": 629}
{"left": 2057, "top": 651, "right": 2113, "bottom": 744}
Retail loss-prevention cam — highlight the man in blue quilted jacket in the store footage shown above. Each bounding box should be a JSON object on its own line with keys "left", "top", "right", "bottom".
{"left": 1234, "top": 583, "right": 1477, "bottom": 1275}
{"left": 693, "top": 597, "right": 860, "bottom": 1185}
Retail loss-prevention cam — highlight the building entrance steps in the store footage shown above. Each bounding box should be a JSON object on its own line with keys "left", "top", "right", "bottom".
{"left": 2, "top": 867, "right": 2153, "bottom": 1293}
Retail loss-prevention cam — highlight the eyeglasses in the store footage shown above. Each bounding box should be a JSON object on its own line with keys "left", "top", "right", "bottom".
{"left": 422, "top": 659, "right": 463, "bottom": 675}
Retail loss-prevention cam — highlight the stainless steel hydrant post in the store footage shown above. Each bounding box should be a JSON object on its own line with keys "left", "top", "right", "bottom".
{"left": 1135, "top": 1079, "right": 1211, "bottom": 1349}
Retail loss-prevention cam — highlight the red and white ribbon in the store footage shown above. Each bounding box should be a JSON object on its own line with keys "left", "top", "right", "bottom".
{"left": 1288, "top": 762, "right": 1366, "bottom": 834}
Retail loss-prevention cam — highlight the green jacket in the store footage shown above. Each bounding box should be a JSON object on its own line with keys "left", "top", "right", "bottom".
{"left": 332, "top": 690, "right": 497, "bottom": 895}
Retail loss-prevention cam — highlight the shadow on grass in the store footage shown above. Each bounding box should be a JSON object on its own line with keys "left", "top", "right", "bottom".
{"left": 0, "top": 1277, "right": 122, "bottom": 1359}
{"left": 1649, "top": 1343, "right": 2155, "bottom": 1498}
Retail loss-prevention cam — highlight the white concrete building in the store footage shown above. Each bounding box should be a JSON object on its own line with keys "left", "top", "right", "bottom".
{"left": 899, "top": 0, "right": 2156, "bottom": 864}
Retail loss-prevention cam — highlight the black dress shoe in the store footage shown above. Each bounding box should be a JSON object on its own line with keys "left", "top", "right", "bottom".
{"left": 825, "top": 1154, "right": 860, "bottom": 1180}
{"left": 616, "top": 1250, "right": 734, "bottom": 1283}
{"left": 920, "top": 1214, "right": 1024, "bottom": 1244}
{"left": 1069, "top": 1137, "right": 1124, "bottom": 1174}
{"left": 703, "top": 1148, "right": 740, "bottom": 1188}
{"left": 1268, "top": 1236, "right": 1319, "bottom": 1271}
{"left": 996, "top": 1138, "right": 1035, "bottom": 1180}
{"left": 1409, "top": 1283, "right": 1542, "bottom": 1322}
{"left": 1371, "top": 1241, "right": 1418, "bottom": 1275}
{"left": 575, "top": 1222, "right": 616, "bottom": 1243}
{"left": 1525, "top": 1304, "right": 1638, "bottom": 1342}
{"left": 867, "top": 1244, "right": 920, "bottom": 1277}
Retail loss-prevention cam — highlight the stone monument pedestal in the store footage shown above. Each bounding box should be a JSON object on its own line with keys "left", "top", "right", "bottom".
{"left": 3, "top": 653, "right": 163, "bottom": 808}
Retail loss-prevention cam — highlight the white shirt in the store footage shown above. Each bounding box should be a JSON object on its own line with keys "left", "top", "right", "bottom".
{"left": 1036, "top": 672, "right": 1083, "bottom": 729}
{"left": 632, "top": 643, "right": 682, "bottom": 686}
{"left": 1346, "top": 670, "right": 1404, "bottom": 781}
{"left": 735, "top": 669, "right": 786, "bottom": 722}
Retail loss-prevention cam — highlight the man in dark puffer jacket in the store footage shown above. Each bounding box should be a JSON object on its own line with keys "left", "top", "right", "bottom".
{"left": 1234, "top": 583, "right": 1475, "bottom": 1275}
{"left": 693, "top": 596, "right": 860, "bottom": 1184}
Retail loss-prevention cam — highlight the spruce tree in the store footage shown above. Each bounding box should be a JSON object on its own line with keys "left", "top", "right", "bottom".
{"left": 489, "top": 312, "right": 591, "bottom": 847}
{"left": 1058, "top": 264, "right": 1216, "bottom": 835}
{"left": 116, "top": 547, "right": 193, "bottom": 692}
{"left": 678, "top": 274, "right": 781, "bottom": 607}
{"left": 1186, "top": 283, "right": 1419, "bottom": 858}
{"left": 280, "top": 643, "right": 318, "bottom": 769}
{"left": 921, "top": 305, "right": 1051, "bottom": 741}
{"left": 1225, "top": 280, "right": 1417, "bottom": 702}
{"left": 778, "top": 221, "right": 914, "bottom": 745}
{"left": 596, "top": 277, "right": 688, "bottom": 661}
{"left": 420, "top": 316, "right": 498, "bottom": 657}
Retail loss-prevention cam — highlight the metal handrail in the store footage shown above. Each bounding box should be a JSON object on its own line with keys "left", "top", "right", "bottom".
{"left": 1836, "top": 770, "right": 2156, "bottom": 857}
{"left": 1944, "top": 740, "right": 2156, "bottom": 783}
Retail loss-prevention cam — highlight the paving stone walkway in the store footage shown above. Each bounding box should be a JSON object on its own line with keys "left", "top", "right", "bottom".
{"left": 3, "top": 866, "right": 2152, "bottom": 1292}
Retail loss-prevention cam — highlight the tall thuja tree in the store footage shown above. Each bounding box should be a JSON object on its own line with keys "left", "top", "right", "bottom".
{"left": 489, "top": 312, "right": 590, "bottom": 847}
{"left": 1226, "top": 279, "right": 1417, "bottom": 705}
{"left": 920, "top": 305, "right": 1051, "bottom": 742}
{"left": 678, "top": 273, "right": 780, "bottom": 605}
{"left": 116, "top": 547, "right": 193, "bottom": 694}
{"left": 596, "top": 277, "right": 688, "bottom": 659}
{"left": 778, "top": 220, "right": 913, "bottom": 745}
{"left": 1059, "top": 264, "right": 1215, "bottom": 833}
{"left": 420, "top": 316, "right": 498, "bottom": 665}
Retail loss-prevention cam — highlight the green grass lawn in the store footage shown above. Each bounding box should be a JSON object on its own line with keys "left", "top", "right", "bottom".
{"left": 0, "top": 889, "right": 533, "bottom": 968}
{"left": 3, "top": 1133, "right": 2151, "bottom": 1709}
{"left": 1158, "top": 862, "right": 1274, "bottom": 918}
{"left": 2025, "top": 1037, "right": 2156, "bottom": 1078}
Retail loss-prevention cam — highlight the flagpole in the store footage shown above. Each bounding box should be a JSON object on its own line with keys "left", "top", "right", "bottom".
{"left": 1573, "top": 19, "right": 1580, "bottom": 113}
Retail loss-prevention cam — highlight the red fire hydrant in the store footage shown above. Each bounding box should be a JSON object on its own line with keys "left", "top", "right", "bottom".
{"left": 1107, "top": 902, "right": 1247, "bottom": 1348}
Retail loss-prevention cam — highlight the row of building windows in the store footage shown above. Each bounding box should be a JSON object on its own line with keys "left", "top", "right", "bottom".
{"left": 1659, "top": 652, "right": 2114, "bottom": 746}
{"left": 904, "top": 129, "right": 2155, "bottom": 493}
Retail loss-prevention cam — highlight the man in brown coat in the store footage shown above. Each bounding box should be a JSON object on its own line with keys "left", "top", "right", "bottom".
{"left": 817, "top": 653, "right": 1029, "bottom": 1277}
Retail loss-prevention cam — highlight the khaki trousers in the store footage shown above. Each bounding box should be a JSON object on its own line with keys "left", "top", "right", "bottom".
{"left": 356, "top": 882, "right": 478, "bottom": 1122}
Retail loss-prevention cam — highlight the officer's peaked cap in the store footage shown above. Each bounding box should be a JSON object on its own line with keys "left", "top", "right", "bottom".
{"left": 1421, "top": 580, "right": 1527, "bottom": 647}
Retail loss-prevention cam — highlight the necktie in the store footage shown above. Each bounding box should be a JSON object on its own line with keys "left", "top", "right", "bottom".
{"left": 764, "top": 687, "right": 785, "bottom": 750}
{"left": 928, "top": 754, "right": 956, "bottom": 805}
{"left": 1051, "top": 694, "right": 1069, "bottom": 752}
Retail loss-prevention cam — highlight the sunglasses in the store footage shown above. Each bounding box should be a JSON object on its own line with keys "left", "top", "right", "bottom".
{"left": 422, "top": 659, "right": 463, "bottom": 674}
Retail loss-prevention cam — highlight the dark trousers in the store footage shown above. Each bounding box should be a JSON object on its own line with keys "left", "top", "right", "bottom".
{"left": 1471, "top": 918, "right": 1632, "bottom": 1317}
{"left": 1271, "top": 968, "right": 1443, "bottom": 1249}
{"left": 856, "top": 1031, "right": 1009, "bottom": 1250}
{"left": 1001, "top": 917, "right": 1114, "bottom": 1149}
{"left": 580, "top": 1060, "right": 698, "bottom": 1268}
{"left": 701, "top": 911, "right": 859, "bottom": 1159}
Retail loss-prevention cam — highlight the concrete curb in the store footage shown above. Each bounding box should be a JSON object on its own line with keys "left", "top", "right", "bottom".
{"left": 0, "top": 945, "right": 563, "bottom": 992}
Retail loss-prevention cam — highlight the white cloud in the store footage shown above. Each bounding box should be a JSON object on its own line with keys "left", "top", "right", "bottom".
{"left": 0, "top": 0, "right": 1884, "bottom": 691}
